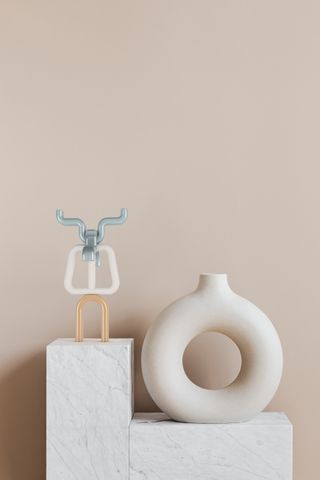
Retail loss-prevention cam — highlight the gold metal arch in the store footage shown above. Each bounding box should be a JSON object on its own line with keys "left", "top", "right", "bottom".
{"left": 76, "top": 294, "right": 109, "bottom": 342}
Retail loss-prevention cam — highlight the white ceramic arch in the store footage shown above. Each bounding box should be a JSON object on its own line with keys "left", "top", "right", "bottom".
{"left": 141, "top": 273, "right": 283, "bottom": 423}
{"left": 64, "top": 244, "right": 120, "bottom": 295}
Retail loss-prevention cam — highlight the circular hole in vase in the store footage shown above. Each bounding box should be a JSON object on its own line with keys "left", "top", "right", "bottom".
{"left": 183, "top": 332, "right": 242, "bottom": 390}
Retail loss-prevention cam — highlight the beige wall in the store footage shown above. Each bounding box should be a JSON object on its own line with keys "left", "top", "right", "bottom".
{"left": 0, "top": 1, "right": 318, "bottom": 478}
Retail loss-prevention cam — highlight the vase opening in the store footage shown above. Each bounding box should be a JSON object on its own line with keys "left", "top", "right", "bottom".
{"left": 198, "top": 273, "right": 229, "bottom": 291}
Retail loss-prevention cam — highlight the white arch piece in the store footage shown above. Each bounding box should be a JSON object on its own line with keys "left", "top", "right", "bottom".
{"left": 64, "top": 245, "right": 120, "bottom": 295}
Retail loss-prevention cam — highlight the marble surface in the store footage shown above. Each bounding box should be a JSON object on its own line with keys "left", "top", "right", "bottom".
{"left": 46, "top": 338, "right": 133, "bottom": 480}
{"left": 130, "top": 412, "right": 292, "bottom": 480}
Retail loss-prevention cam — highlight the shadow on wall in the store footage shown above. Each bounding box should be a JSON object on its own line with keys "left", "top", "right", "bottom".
{"left": 0, "top": 351, "right": 46, "bottom": 480}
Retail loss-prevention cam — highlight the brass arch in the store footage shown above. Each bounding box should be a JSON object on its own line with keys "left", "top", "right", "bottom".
{"left": 76, "top": 294, "right": 109, "bottom": 342}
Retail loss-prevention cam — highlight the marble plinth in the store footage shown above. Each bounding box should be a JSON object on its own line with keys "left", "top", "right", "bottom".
{"left": 129, "top": 412, "right": 292, "bottom": 480}
{"left": 46, "top": 339, "right": 133, "bottom": 480}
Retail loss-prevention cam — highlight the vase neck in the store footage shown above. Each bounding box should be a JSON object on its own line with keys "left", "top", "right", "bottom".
{"left": 197, "top": 273, "right": 230, "bottom": 293}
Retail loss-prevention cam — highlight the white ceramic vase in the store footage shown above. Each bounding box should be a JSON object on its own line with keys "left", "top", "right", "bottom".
{"left": 141, "top": 273, "right": 283, "bottom": 423}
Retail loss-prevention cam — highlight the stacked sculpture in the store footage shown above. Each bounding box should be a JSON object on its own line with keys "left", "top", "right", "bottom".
{"left": 46, "top": 212, "right": 292, "bottom": 479}
{"left": 56, "top": 208, "right": 128, "bottom": 340}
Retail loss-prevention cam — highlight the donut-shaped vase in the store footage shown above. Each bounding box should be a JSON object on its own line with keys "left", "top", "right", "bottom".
{"left": 141, "top": 273, "right": 283, "bottom": 423}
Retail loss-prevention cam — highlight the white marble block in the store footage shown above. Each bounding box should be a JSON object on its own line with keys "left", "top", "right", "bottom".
{"left": 130, "top": 412, "right": 292, "bottom": 480}
{"left": 47, "top": 338, "right": 133, "bottom": 480}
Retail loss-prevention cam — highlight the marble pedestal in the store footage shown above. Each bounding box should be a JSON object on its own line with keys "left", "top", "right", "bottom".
{"left": 129, "top": 412, "right": 292, "bottom": 480}
{"left": 46, "top": 339, "right": 133, "bottom": 480}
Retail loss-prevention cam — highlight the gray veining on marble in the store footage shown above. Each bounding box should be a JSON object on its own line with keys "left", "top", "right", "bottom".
{"left": 129, "top": 412, "right": 292, "bottom": 480}
{"left": 47, "top": 338, "right": 133, "bottom": 480}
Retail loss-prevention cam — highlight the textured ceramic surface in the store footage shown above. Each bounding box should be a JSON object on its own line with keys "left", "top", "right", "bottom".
{"left": 130, "top": 412, "right": 292, "bottom": 480}
{"left": 142, "top": 273, "right": 283, "bottom": 423}
{"left": 46, "top": 339, "right": 133, "bottom": 480}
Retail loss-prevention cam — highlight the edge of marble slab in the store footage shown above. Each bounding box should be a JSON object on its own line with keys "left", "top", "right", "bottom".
{"left": 132, "top": 412, "right": 292, "bottom": 426}
{"left": 47, "top": 338, "right": 134, "bottom": 347}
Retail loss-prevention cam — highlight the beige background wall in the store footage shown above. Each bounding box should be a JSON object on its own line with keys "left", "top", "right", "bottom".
{"left": 0, "top": 1, "right": 318, "bottom": 478}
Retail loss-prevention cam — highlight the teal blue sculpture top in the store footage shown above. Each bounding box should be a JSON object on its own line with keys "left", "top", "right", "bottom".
{"left": 56, "top": 208, "right": 128, "bottom": 266}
